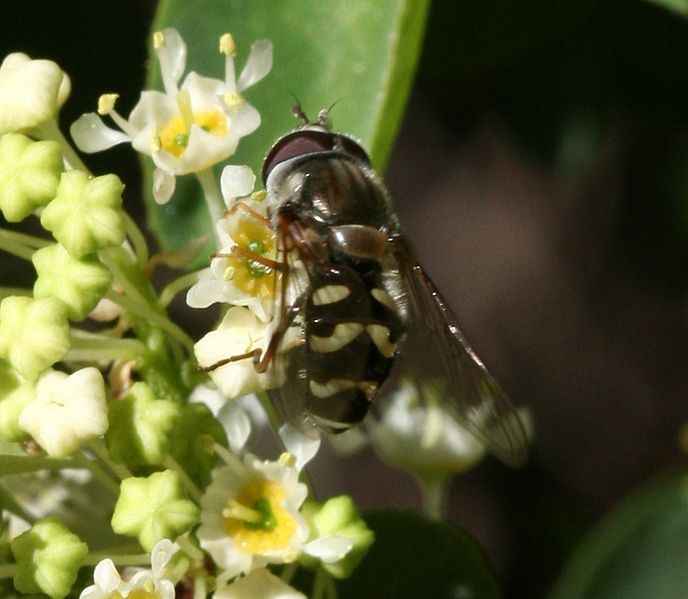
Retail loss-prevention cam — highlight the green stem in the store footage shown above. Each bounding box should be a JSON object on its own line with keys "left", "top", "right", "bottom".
{"left": 123, "top": 212, "right": 150, "bottom": 268}
{"left": 0, "top": 485, "right": 35, "bottom": 524}
{"left": 73, "top": 451, "right": 121, "bottom": 496}
{"left": 195, "top": 168, "right": 224, "bottom": 249}
{"left": 0, "top": 563, "right": 15, "bottom": 580}
{"left": 193, "top": 576, "right": 207, "bottom": 599}
{"left": 0, "top": 228, "right": 51, "bottom": 249}
{"left": 67, "top": 330, "right": 148, "bottom": 362}
{"left": 104, "top": 289, "right": 195, "bottom": 356}
{"left": 0, "top": 287, "right": 32, "bottom": 298}
{"left": 83, "top": 551, "right": 150, "bottom": 567}
{"left": 281, "top": 562, "right": 298, "bottom": 584}
{"left": 0, "top": 234, "right": 36, "bottom": 261}
{"left": 312, "top": 568, "right": 338, "bottom": 599}
{"left": 162, "top": 455, "right": 202, "bottom": 503}
{"left": 418, "top": 476, "right": 447, "bottom": 520}
{"left": 33, "top": 118, "right": 91, "bottom": 173}
{"left": 176, "top": 535, "right": 204, "bottom": 561}
{"left": 88, "top": 439, "right": 132, "bottom": 481}
{"left": 159, "top": 270, "right": 201, "bottom": 308}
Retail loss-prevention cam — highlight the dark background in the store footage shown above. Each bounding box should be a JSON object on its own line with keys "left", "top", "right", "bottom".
{"left": 3, "top": 2, "right": 688, "bottom": 597}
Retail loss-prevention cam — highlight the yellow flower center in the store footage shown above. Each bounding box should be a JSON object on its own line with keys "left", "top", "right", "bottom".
{"left": 158, "top": 109, "right": 228, "bottom": 157}
{"left": 223, "top": 478, "right": 297, "bottom": 554}
{"left": 123, "top": 591, "right": 162, "bottom": 599}
{"left": 226, "top": 217, "right": 276, "bottom": 299}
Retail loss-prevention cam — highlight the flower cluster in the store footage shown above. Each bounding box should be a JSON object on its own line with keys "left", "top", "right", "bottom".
{"left": 0, "top": 30, "right": 373, "bottom": 599}
{"left": 0, "top": 22, "right": 495, "bottom": 599}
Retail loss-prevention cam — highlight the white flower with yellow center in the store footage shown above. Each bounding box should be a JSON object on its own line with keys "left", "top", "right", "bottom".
{"left": 187, "top": 165, "right": 276, "bottom": 321}
{"left": 194, "top": 306, "right": 271, "bottom": 400}
{"left": 70, "top": 28, "right": 272, "bottom": 204}
{"left": 213, "top": 568, "right": 306, "bottom": 599}
{"left": 79, "top": 539, "right": 177, "bottom": 599}
{"left": 197, "top": 450, "right": 351, "bottom": 582}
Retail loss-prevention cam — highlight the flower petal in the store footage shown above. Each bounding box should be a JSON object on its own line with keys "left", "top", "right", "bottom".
{"left": 237, "top": 40, "right": 273, "bottom": 91}
{"left": 70, "top": 113, "right": 130, "bottom": 153}
{"left": 303, "top": 536, "right": 353, "bottom": 563}
{"left": 279, "top": 423, "right": 321, "bottom": 472}
{"left": 220, "top": 165, "right": 256, "bottom": 204}
{"left": 156, "top": 28, "right": 187, "bottom": 95}
{"left": 153, "top": 168, "right": 176, "bottom": 204}
{"left": 217, "top": 399, "right": 251, "bottom": 453}
{"left": 92, "top": 558, "right": 121, "bottom": 594}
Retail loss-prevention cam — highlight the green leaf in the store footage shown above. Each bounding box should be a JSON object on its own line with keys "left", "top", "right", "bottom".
{"left": 336, "top": 511, "right": 500, "bottom": 599}
{"left": 550, "top": 470, "right": 688, "bottom": 598}
{"left": 146, "top": 0, "right": 429, "bottom": 252}
{"left": 645, "top": 0, "right": 688, "bottom": 17}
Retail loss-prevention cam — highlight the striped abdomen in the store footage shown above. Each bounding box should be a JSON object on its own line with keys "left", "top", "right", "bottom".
{"left": 304, "top": 262, "right": 404, "bottom": 431}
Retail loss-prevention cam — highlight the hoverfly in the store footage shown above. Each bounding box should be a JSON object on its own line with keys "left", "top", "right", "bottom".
{"left": 206, "top": 107, "right": 529, "bottom": 468}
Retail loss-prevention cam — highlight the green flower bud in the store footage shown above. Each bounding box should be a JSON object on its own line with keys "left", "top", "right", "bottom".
{"left": 0, "top": 133, "right": 62, "bottom": 222}
{"left": 0, "top": 296, "right": 70, "bottom": 380}
{"left": 111, "top": 470, "right": 200, "bottom": 551}
{"left": 0, "top": 360, "right": 34, "bottom": 442}
{"left": 11, "top": 516, "right": 88, "bottom": 599}
{"left": 40, "top": 170, "right": 125, "bottom": 258}
{"left": 301, "top": 496, "right": 375, "bottom": 579}
{"left": 32, "top": 243, "right": 112, "bottom": 321}
{"left": 169, "top": 403, "right": 228, "bottom": 488}
{"left": 106, "top": 382, "right": 181, "bottom": 466}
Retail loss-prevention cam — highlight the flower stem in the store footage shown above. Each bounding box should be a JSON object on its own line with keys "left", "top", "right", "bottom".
{"left": 123, "top": 212, "right": 150, "bottom": 268}
{"left": 0, "top": 564, "right": 15, "bottom": 580}
{"left": 73, "top": 451, "right": 121, "bottom": 496}
{"left": 159, "top": 270, "right": 201, "bottom": 308}
{"left": 418, "top": 477, "right": 447, "bottom": 520}
{"left": 88, "top": 438, "right": 132, "bottom": 481}
{"left": 67, "top": 330, "right": 148, "bottom": 362}
{"left": 280, "top": 563, "right": 298, "bottom": 584}
{"left": 193, "top": 576, "right": 207, "bottom": 599}
{"left": 0, "top": 227, "right": 51, "bottom": 249}
{"left": 195, "top": 168, "right": 224, "bottom": 249}
{"left": 83, "top": 551, "right": 150, "bottom": 567}
{"left": 104, "top": 288, "right": 195, "bottom": 355}
{"left": 33, "top": 117, "right": 91, "bottom": 173}
{"left": 162, "top": 455, "right": 202, "bottom": 503}
{"left": 0, "top": 233, "right": 37, "bottom": 261}
{"left": 312, "top": 568, "right": 338, "bottom": 599}
{"left": 0, "top": 287, "right": 32, "bottom": 298}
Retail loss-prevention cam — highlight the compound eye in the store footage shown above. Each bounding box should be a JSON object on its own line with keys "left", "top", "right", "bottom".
{"left": 262, "top": 130, "right": 336, "bottom": 183}
{"left": 337, "top": 136, "right": 371, "bottom": 166}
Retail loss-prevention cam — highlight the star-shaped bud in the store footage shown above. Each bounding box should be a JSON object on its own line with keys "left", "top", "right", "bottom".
{"left": 11, "top": 517, "right": 88, "bottom": 599}
{"left": 111, "top": 470, "right": 200, "bottom": 551}
{"left": 40, "top": 169, "right": 125, "bottom": 258}
{"left": 0, "top": 296, "right": 70, "bottom": 381}
{"left": 33, "top": 243, "right": 112, "bottom": 321}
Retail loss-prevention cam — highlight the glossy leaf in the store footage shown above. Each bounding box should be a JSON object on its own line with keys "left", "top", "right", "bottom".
{"left": 550, "top": 470, "right": 688, "bottom": 598}
{"left": 146, "top": 0, "right": 429, "bottom": 253}
{"left": 337, "top": 511, "right": 501, "bottom": 599}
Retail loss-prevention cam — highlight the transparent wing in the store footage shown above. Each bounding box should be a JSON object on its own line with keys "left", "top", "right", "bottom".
{"left": 385, "top": 236, "right": 530, "bottom": 468}
{"left": 264, "top": 227, "right": 317, "bottom": 435}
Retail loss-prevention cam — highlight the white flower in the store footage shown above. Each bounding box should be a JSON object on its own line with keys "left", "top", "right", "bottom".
{"left": 367, "top": 381, "right": 486, "bottom": 483}
{"left": 70, "top": 29, "right": 272, "bottom": 204}
{"left": 197, "top": 449, "right": 349, "bottom": 582}
{"left": 187, "top": 165, "right": 276, "bottom": 321}
{"left": 80, "top": 539, "right": 177, "bottom": 599}
{"left": 18, "top": 367, "right": 108, "bottom": 457}
{"left": 213, "top": 568, "right": 306, "bottom": 599}
{"left": 194, "top": 306, "right": 271, "bottom": 400}
{"left": 0, "top": 52, "right": 71, "bottom": 134}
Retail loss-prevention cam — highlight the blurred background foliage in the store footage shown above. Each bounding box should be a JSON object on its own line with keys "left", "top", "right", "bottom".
{"left": 3, "top": 0, "right": 688, "bottom": 596}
